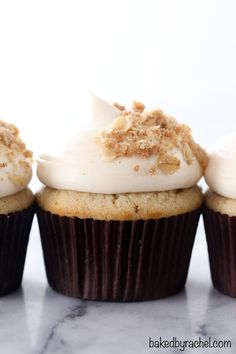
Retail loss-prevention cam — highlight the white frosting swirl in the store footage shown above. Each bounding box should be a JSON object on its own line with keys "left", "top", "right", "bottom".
{"left": 205, "top": 132, "right": 236, "bottom": 199}
{"left": 37, "top": 94, "right": 203, "bottom": 194}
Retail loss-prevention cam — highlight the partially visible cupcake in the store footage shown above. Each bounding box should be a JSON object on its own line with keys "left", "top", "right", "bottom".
{"left": 36, "top": 94, "right": 207, "bottom": 301}
{"left": 204, "top": 132, "right": 236, "bottom": 297}
{"left": 0, "top": 121, "right": 34, "bottom": 296}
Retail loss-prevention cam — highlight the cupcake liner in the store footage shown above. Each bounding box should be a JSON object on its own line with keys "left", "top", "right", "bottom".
{"left": 0, "top": 205, "right": 34, "bottom": 296}
{"left": 37, "top": 206, "right": 201, "bottom": 301}
{"left": 203, "top": 205, "right": 236, "bottom": 297}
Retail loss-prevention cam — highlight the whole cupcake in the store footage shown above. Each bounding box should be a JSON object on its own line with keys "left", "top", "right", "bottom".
{"left": 0, "top": 121, "right": 34, "bottom": 296}
{"left": 204, "top": 132, "right": 236, "bottom": 297}
{"left": 36, "top": 94, "right": 207, "bottom": 301}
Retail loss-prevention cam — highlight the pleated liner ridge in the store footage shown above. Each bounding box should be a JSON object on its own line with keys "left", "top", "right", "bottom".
{"left": 203, "top": 205, "right": 236, "bottom": 297}
{"left": 37, "top": 206, "right": 201, "bottom": 301}
{"left": 0, "top": 205, "right": 34, "bottom": 296}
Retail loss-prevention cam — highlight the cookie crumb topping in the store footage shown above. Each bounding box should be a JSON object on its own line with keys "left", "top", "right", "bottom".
{"left": 113, "top": 102, "right": 125, "bottom": 111}
{"left": 0, "top": 121, "right": 32, "bottom": 158}
{"left": 95, "top": 102, "right": 208, "bottom": 175}
{"left": 0, "top": 121, "right": 32, "bottom": 185}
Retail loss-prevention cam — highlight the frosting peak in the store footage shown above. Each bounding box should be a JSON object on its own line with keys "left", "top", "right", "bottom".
{"left": 83, "top": 93, "right": 120, "bottom": 130}
{"left": 37, "top": 94, "right": 207, "bottom": 194}
{"left": 205, "top": 132, "right": 236, "bottom": 199}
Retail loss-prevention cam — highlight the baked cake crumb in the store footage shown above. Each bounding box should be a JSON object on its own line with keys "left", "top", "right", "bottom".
{"left": 133, "top": 165, "right": 140, "bottom": 172}
{"left": 95, "top": 102, "right": 208, "bottom": 175}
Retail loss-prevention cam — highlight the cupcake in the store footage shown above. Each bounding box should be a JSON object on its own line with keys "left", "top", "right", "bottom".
{"left": 36, "top": 94, "right": 207, "bottom": 301}
{"left": 203, "top": 132, "right": 236, "bottom": 297}
{"left": 0, "top": 121, "right": 34, "bottom": 296}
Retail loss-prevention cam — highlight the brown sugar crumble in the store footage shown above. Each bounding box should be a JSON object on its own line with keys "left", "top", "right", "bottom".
{"left": 149, "top": 165, "right": 158, "bottom": 176}
{"left": 132, "top": 101, "right": 145, "bottom": 113}
{"left": 113, "top": 102, "right": 125, "bottom": 111}
{"left": 0, "top": 121, "right": 32, "bottom": 184}
{"left": 95, "top": 101, "right": 208, "bottom": 176}
{"left": 0, "top": 121, "right": 32, "bottom": 158}
{"left": 0, "top": 162, "right": 7, "bottom": 169}
{"left": 9, "top": 173, "right": 27, "bottom": 187}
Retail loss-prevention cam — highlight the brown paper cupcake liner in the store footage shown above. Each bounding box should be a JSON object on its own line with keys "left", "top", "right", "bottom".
{"left": 0, "top": 205, "right": 34, "bottom": 296}
{"left": 203, "top": 205, "right": 236, "bottom": 297}
{"left": 37, "top": 206, "right": 201, "bottom": 301}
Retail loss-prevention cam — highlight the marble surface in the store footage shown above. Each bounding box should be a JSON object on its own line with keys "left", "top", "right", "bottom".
{"left": 0, "top": 216, "right": 235, "bottom": 354}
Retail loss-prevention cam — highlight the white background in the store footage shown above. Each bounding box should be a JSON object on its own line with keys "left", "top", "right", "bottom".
{"left": 0, "top": 0, "right": 236, "bottom": 159}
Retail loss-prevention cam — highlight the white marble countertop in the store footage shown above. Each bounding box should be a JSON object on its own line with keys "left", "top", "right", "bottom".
{"left": 0, "top": 216, "right": 234, "bottom": 354}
